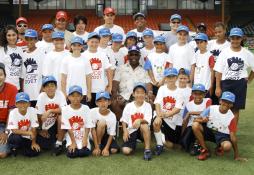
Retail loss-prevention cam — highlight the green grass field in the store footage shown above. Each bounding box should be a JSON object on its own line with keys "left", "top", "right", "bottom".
{"left": 1, "top": 83, "right": 254, "bottom": 175}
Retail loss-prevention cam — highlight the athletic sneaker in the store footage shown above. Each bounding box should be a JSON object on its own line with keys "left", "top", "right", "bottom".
{"left": 215, "top": 146, "right": 224, "bottom": 156}
{"left": 10, "top": 148, "right": 17, "bottom": 157}
{"left": 190, "top": 143, "right": 202, "bottom": 156}
{"left": 143, "top": 149, "right": 152, "bottom": 161}
{"left": 52, "top": 144, "right": 63, "bottom": 156}
{"left": 197, "top": 148, "right": 210, "bottom": 160}
{"left": 154, "top": 145, "right": 164, "bottom": 155}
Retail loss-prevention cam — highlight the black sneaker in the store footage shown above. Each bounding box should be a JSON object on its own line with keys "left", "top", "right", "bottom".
{"left": 143, "top": 149, "right": 152, "bottom": 161}
{"left": 154, "top": 145, "right": 164, "bottom": 156}
{"left": 10, "top": 148, "right": 17, "bottom": 157}
{"left": 52, "top": 144, "right": 63, "bottom": 156}
{"left": 189, "top": 143, "right": 201, "bottom": 156}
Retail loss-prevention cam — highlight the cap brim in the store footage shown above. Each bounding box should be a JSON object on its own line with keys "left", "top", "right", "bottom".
{"left": 221, "top": 98, "right": 234, "bottom": 103}
{"left": 16, "top": 99, "right": 30, "bottom": 103}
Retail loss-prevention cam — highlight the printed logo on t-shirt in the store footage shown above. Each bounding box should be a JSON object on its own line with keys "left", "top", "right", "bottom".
{"left": 210, "top": 49, "right": 221, "bottom": 57}
{"left": 90, "top": 58, "right": 102, "bottom": 70}
{"left": 226, "top": 57, "right": 244, "bottom": 80}
{"left": 69, "top": 116, "right": 84, "bottom": 130}
{"left": 24, "top": 58, "right": 38, "bottom": 73}
{"left": 45, "top": 103, "right": 59, "bottom": 111}
{"left": 18, "top": 119, "right": 31, "bottom": 130}
{"left": 10, "top": 53, "right": 22, "bottom": 67}
{"left": 207, "top": 120, "right": 228, "bottom": 133}
{"left": 163, "top": 96, "right": 176, "bottom": 111}
{"left": 131, "top": 112, "right": 144, "bottom": 124}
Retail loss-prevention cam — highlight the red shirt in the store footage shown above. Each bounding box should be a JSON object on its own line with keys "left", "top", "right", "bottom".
{"left": 0, "top": 82, "right": 18, "bottom": 123}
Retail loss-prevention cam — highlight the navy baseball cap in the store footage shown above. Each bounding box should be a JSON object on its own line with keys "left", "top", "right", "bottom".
{"left": 87, "top": 32, "right": 100, "bottom": 40}
{"left": 142, "top": 29, "right": 154, "bottom": 37}
{"left": 99, "top": 28, "right": 111, "bottom": 37}
{"left": 25, "top": 29, "right": 38, "bottom": 38}
{"left": 170, "top": 14, "right": 182, "bottom": 21}
{"left": 176, "top": 25, "right": 189, "bottom": 33}
{"left": 164, "top": 68, "right": 178, "bottom": 77}
{"left": 128, "top": 45, "right": 140, "bottom": 53}
{"left": 126, "top": 31, "right": 137, "bottom": 39}
{"left": 16, "top": 92, "right": 30, "bottom": 103}
{"left": 71, "top": 36, "right": 83, "bottom": 45}
{"left": 42, "top": 76, "right": 57, "bottom": 86}
{"left": 42, "top": 24, "right": 54, "bottom": 31}
{"left": 154, "top": 36, "right": 166, "bottom": 43}
{"left": 133, "top": 82, "right": 147, "bottom": 93}
{"left": 229, "top": 28, "right": 243, "bottom": 37}
{"left": 221, "top": 91, "right": 235, "bottom": 103}
{"left": 52, "top": 31, "right": 64, "bottom": 39}
{"left": 192, "top": 84, "right": 206, "bottom": 93}
{"left": 133, "top": 12, "right": 145, "bottom": 20}
{"left": 68, "top": 85, "right": 83, "bottom": 95}
{"left": 112, "top": 33, "right": 123, "bottom": 42}
{"left": 95, "top": 91, "right": 111, "bottom": 101}
{"left": 195, "top": 33, "right": 208, "bottom": 41}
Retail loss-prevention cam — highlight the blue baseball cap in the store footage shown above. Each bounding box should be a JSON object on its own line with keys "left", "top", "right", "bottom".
{"left": 126, "top": 31, "right": 137, "bottom": 39}
{"left": 133, "top": 12, "right": 145, "bottom": 20}
{"left": 229, "top": 27, "right": 243, "bottom": 37}
{"left": 16, "top": 92, "right": 30, "bottom": 103}
{"left": 68, "top": 85, "right": 83, "bottom": 95}
{"left": 195, "top": 33, "right": 208, "bottom": 41}
{"left": 128, "top": 45, "right": 140, "bottom": 53}
{"left": 112, "top": 33, "right": 123, "bottom": 42}
{"left": 41, "top": 24, "right": 54, "bottom": 31}
{"left": 178, "top": 68, "right": 190, "bottom": 76}
{"left": 142, "top": 29, "right": 154, "bottom": 37}
{"left": 164, "top": 68, "right": 178, "bottom": 77}
{"left": 99, "top": 28, "right": 111, "bottom": 37}
{"left": 24, "top": 29, "right": 38, "bottom": 38}
{"left": 71, "top": 36, "right": 83, "bottom": 45}
{"left": 42, "top": 75, "right": 57, "bottom": 86}
{"left": 52, "top": 31, "right": 64, "bottom": 39}
{"left": 95, "top": 91, "right": 111, "bottom": 101}
{"left": 170, "top": 14, "right": 182, "bottom": 21}
{"left": 154, "top": 35, "right": 166, "bottom": 43}
{"left": 87, "top": 32, "right": 100, "bottom": 40}
{"left": 192, "top": 84, "right": 206, "bottom": 93}
{"left": 221, "top": 91, "right": 235, "bottom": 103}
{"left": 133, "top": 82, "right": 147, "bottom": 93}
{"left": 176, "top": 25, "right": 189, "bottom": 33}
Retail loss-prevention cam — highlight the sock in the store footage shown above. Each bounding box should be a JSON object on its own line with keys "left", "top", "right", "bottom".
{"left": 154, "top": 131, "right": 163, "bottom": 146}
{"left": 161, "top": 133, "right": 166, "bottom": 144}
{"left": 56, "top": 140, "right": 62, "bottom": 146}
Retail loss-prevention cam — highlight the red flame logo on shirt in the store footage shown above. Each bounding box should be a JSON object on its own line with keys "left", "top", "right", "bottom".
{"left": 90, "top": 58, "right": 102, "bottom": 70}
{"left": 45, "top": 103, "right": 59, "bottom": 111}
{"left": 131, "top": 113, "right": 144, "bottom": 124}
{"left": 163, "top": 96, "right": 176, "bottom": 111}
{"left": 18, "top": 119, "right": 31, "bottom": 130}
{"left": 69, "top": 116, "right": 84, "bottom": 130}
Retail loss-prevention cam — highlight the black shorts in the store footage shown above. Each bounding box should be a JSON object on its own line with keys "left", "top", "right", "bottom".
{"left": 161, "top": 119, "right": 182, "bottom": 144}
{"left": 180, "top": 126, "right": 196, "bottom": 151}
{"left": 87, "top": 93, "right": 97, "bottom": 108}
{"left": 122, "top": 129, "right": 143, "bottom": 150}
{"left": 221, "top": 78, "right": 247, "bottom": 110}
{"left": 101, "top": 133, "right": 119, "bottom": 152}
{"left": 202, "top": 124, "right": 230, "bottom": 145}
{"left": 153, "top": 85, "right": 159, "bottom": 96}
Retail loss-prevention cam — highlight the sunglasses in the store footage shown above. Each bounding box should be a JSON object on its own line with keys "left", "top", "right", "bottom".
{"left": 171, "top": 21, "right": 180, "bottom": 24}
{"left": 17, "top": 24, "right": 27, "bottom": 28}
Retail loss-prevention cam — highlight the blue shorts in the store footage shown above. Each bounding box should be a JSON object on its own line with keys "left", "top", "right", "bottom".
{"left": 202, "top": 124, "right": 230, "bottom": 145}
{"left": 0, "top": 123, "right": 10, "bottom": 154}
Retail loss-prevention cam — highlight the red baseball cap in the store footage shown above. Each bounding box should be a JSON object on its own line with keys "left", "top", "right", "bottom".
{"left": 104, "top": 7, "right": 116, "bottom": 15}
{"left": 16, "top": 17, "right": 28, "bottom": 25}
{"left": 56, "top": 11, "right": 68, "bottom": 20}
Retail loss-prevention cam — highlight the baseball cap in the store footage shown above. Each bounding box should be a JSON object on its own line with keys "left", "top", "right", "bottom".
{"left": 133, "top": 82, "right": 147, "bottom": 93}
{"left": 24, "top": 29, "right": 38, "bottom": 38}
{"left": 154, "top": 36, "right": 166, "bottom": 43}
{"left": 133, "top": 12, "right": 145, "bottom": 20}
{"left": 176, "top": 25, "right": 189, "bottom": 33}
{"left": 0, "top": 63, "right": 6, "bottom": 76}
{"left": 41, "top": 24, "right": 54, "bottom": 31}
{"left": 178, "top": 68, "right": 190, "bottom": 76}
{"left": 68, "top": 85, "right": 83, "bottom": 96}
{"left": 87, "top": 32, "right": 100, "bottom": 40}
{"left": 52, "top": 31, "right": 64, "bottom": 39}
{"left": 229, "top": 27, "right": 243, "bottom": 37}
{"left": 99, "top": 28, "right": 111, "bottom": 37}
{"left": 16, "top": 92, "right": 30, "bottom": 103}
{"left": 164, "top": 68, "right": 178, "bottom": 77}
{"left": 126, "top": 31, "right": 137, "bottom": 39}
{"left": 192, "top": 84, "right": 206, "bottom": 93}
{"left": 16, "top": 17, "right": 28, "bottom": 25}
{"left": 95, "top": 91, "right": 111, "bottom": 101}
{"left": 104, "top": 7, "right": 116, "bottom": 15}
{"left": 56, "top": 11, "right": 68, "bottom": 20}
{"left": 71, "top": 36, "right": 83, "bottom": 45}
{"left": 170, "top": 14, "right": 182, "bottom": 21}
{"left": 195, "top": 33, "right": 208, "bottom": 41}
{"left": 42, "top": 76, "right": 57, "bottom": 86}
{"left": 142, "top": 29, "right": 154, "bottom": 37}
{"left": 112, "top": 33, "right": 123, "bottom": 42}
{"left": 128, "top": 45, "right": 140, "bottom": 53}
{"left": 221, "top": 91, "right": 235, "bottom": 103}
{"left": 197, "top": 23, "right": 207, "bottom": 29}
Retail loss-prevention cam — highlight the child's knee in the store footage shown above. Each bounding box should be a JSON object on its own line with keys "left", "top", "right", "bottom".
{"left": 0, "top": 152, "right": 8, "bottom": 158}
{"left": 140, "top": 124, "right": 149, "bottom": 132}
{"left": 122, "top": 147, "right": 132, "bottom": 155}
{"left": 222, "top": 141, "right": 232, "bottom": 152}
{"left": 192, "top": 122, "right": 201, "bottom": 131}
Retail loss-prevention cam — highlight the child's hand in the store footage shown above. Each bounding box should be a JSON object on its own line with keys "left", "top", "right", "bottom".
{"left": 92, "top": 147, "right": 101, "bottom": 156}
{"left": 102, "top": 148, "right": 110, "bottom": 157}
{"left": 31, "top": 143, "right": 41, "bottom": 152}
{"left": 123, "top": 130, "right": 130, "bottom": 142}
{"left": 153, "top": 117, "right": 162, "bottom": 126}
{"left": 202, "top": 117, "right": 209, "bottom": 123}
{"left": 235, "top": 157, "right": 248, "bottom": 162}
{"left": 133, "top": 119, "right": 141, "bottom": 129}
{"left": 0, "top": 132, "right": 8, "bottom": 145}
{"left": 68, "top": 143, "right": 77, "bottom": 153}
{"left": 39, "top": 130, "right": 50, "bottom": 138}
{"left": 86, "top": 93, "right": 92, "bottom": 102}
{"left": 215, "top": 87, "right": 222, "bottom": 98}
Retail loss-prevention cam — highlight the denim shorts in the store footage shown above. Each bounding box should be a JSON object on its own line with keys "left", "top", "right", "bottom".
{"left": 0, "top": 123, "right": 10, "bottom": 154}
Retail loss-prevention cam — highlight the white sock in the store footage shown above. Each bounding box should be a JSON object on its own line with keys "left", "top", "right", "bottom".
{"left": 56, "top": 140, "right": 62, "bottom": 146}
{"left": 161, "top": 133, "right": 166, "bottom": 144}
{"left": 154, "top": 131, "right": 163, "bottom": 146}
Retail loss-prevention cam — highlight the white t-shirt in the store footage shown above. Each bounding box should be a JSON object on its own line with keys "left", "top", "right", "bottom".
{"left": 60, "top": 54, "right": 92, "bottom": 95}
{"left": 22, "top": 48, "right": 45, "bottom": 101}
{"left": 168, "top": 43, "right": 195, "bottom": 70}
{"left": 36, "top": 91, "right": 67, "bottom": 130}
{"left": 214, "top": 47, "right": 254, "bottom": 80}
{"left": 0, "top": 46, "right": 24, "bottom": 90}
{"left": 147, "top": 52, "right": 170, "bottom": 82}
{"left": 43, "top": 50, "right": 70, "bottom": 90}
{"left": 61, "top": 105, "right": 94, "bottom": 149}
{"left": 194, "top": 51, "right": 215, "bottom": 90}
{"left": 90, "top": 108, "right": 116, "bottom": 136}
{"left": 94, "top": 24, "right": 125, "bottom": 38}
{"left": 154, "top": 85, "right": 184, "bottom": 129}
{"left": 208, "top": 39, "right": 230, "bottom": 62}
{"left": 120, "top": 101, "right": 152, "bottom": 134}
{"left": 73, "top": 31, "right": 89, "bottom": 43}
{"left": 36, "top": 40, "right": 54, "bottom": 55}
{"left": 98, "top": 46, "right": 110, "bottom": 53}
{"left": 7, "top": 107, "right": 39, "bottom": 139}
{"left": 83, "top": 50, "right": 111, "bottom": 93}
{"left": 119, "top": 47, "right": 128, "bottom": 57}
{"left": 140, "top": 47, "right": 156, "bottom": 66}
{"left": 183, "top": 98, "right": 211, "bottom": 127}
{"left": 106, "top": 47, "right": 125, "bottom": 69}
